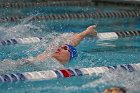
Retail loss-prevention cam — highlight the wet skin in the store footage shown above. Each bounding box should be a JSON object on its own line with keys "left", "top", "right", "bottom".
{"left": 52, "top": 45, "right": 70, "bottom": 64}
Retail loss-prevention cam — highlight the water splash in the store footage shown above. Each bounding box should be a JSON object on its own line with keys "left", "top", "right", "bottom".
{"left": 0, "top": 15, "right": 43, "bottom": 40}
{"left": 81, "top": 68, "right": 140, "bottom": 93}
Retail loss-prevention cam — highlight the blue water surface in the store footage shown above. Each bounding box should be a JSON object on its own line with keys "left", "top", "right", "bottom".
{"left": 0, "top": 4, "right": 140, "bottom": 93}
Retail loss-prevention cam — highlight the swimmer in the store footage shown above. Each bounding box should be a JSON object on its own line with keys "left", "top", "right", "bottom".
{"left": 21, "top": 25, "right": 97, "bottom": 65}
{"left": 104, "top": 86, "right": 127, "bottom": 93}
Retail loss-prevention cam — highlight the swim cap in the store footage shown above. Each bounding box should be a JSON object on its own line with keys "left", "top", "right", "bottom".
{"left": 66, "top": 44, "right": 77, "bottom": 61}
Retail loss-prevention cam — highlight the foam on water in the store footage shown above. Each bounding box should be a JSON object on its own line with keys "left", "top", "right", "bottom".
{"left": 81, "top": 67, "right": 140, "bottom": 93}
{"left": 0, "top": 16, "right": 43, "bottom": 39}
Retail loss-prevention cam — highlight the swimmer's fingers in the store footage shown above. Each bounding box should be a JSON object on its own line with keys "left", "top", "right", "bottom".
{"left": 92, "top": 25, "right": 97, "bottom": 36}
{"left": 87, "top": 25, "right": 97, "bottom": 36}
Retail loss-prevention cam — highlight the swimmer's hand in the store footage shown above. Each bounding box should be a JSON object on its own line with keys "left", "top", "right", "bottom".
{"left": 86, "top": 25, "right": 97, "bottom": 37}
{"left": 20, "top": 57, "right": 35, "bottom": 65}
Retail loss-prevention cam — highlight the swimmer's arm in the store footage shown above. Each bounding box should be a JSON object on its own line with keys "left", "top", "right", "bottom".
{"left": 33, "top": 51, "right": 49, "bottom": 62}
{"left": 69, "top": 25, "right": 97, "bottom": 46}
{"left": 20, "top": 52, "right": 49, "bottom": 64}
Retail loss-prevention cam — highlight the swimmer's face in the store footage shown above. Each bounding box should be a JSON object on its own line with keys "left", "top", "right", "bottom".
{"left": 104, "top": 87, "right": 125, "bottom": 93}
{"left": 52, "top": 45, "right": 70, "bottom": 64}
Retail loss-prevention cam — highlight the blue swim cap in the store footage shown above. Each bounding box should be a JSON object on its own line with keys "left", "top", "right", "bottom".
{"left": 66, "top": 44, "right": 77, "bottom": 61}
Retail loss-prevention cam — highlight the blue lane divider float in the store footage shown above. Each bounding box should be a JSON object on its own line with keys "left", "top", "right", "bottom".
{"left": 0, "top": 1, "right": 139, "bottom": 9}
{"left": 1, "top": 30, "right": 140, "bottom": 46}
{"left": 0, "top": 1, "right": 92, "bottom": 8}
{"left": 0, "top": 10, "right": 140, "bottom": 22}
{"left": 0, "top": 63, "right": 139, "bottom": 83}
{"left": 0, "top": 37, "right": 42, "bottom": 46}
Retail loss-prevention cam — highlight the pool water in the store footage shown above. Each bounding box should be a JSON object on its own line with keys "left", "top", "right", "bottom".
{"left": 0, "top": 3, "right": 140, "bottom": 93}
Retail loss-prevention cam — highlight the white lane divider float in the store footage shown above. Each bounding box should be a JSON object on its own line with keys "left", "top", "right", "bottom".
{"left": 1, "top": 30, "right": 140, "bottom": 46}
{"left": 0, "top": 63, "right": 139, "bottom": 83}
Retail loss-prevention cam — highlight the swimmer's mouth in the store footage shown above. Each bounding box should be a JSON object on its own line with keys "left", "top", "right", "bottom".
{"left": 55, "top": 49, "right": 61, "bottom": 53}
{"left": 55, "top": 51, "right": 59, "bottom": 53}
{"left": 55, "top": 50, "right": 60, "bottom": 54}
{"left": 55, "top": 51, "right": 61, "bottom": 55}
